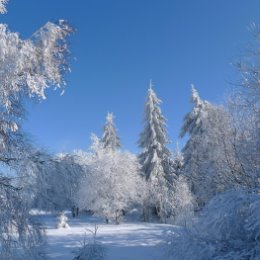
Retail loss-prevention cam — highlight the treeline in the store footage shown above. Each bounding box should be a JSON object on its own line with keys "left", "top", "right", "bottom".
{"left": 23, "top": 86, "right": 194, "bottom": 225}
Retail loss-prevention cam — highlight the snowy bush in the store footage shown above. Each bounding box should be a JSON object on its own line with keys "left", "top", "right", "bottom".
{"left": 57, "top": 212, "right": 70, "bottom": 229}
{"left": 73, "top": 226, "right": 107, "bottom": 260}
{"left": 168, "top": 188, "right": 260, "bottom": 260}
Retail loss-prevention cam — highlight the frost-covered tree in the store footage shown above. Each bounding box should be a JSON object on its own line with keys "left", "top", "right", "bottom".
{"left": 138, "top": 83, "right": 174, "bottom": 181}
{"left": 180, "top": 86, "right": 237, "bottom": 206}
{"left": 0, "top": 16, "right": 73, "bottom": 194}
{"left": 101, "top": 112, "right": 121, "bottom": 151}
{"left": 77, "top": 135, "right": 145, "bottom": 223}
{"left": 138, "top": 82, "right": 176, "bottom": 220}
{"left": 0, "top": 20, "right": 73, "bottom": 162}
{"left": 0, "top": 14, "right": 73, "bottom": 258}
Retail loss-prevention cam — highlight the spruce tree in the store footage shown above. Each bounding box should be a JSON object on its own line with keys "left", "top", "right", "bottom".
{"left": 101, "top": 112, "right": 121, "bottom": 151}
{"left": 138, "top": 82, "right": 174, "bottom": 181}
{"left": 138, "top": 82, "right": 176, "bottom": 221}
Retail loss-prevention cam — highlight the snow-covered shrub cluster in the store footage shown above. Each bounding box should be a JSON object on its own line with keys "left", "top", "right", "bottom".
{"left": 57, "top": 212, "right": 70, "bottom": 229}
{"left": 168, "top": 189, "right": 260, "bottom": 260}
{"left": 73, "top": 226, "right": 107, "bottom": 260}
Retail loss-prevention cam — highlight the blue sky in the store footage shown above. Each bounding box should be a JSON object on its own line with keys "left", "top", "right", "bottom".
{"left": 1, "top": 0, "right": 260, "bottom": 153}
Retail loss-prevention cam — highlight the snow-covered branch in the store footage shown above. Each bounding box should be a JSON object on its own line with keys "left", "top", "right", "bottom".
{"left": 0, "top": 0, "right": 8, "bottom": 14}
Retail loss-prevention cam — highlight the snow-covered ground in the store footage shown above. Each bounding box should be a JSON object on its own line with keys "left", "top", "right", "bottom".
{"left": 37, "top": 212, "right": 175, "bottom": 260}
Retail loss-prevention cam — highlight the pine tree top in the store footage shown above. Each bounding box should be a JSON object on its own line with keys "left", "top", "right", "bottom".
{"left": 191, "top": 84, "right": 202, "bottom": 106}
{"left": 139, "top": 84, "right": 169, "bottom": 150}
{"left": 106, "top": 112, "right": 114, "bottom": 124}
{"left": 101, "top": 112, "right": 121, "bottom": 151}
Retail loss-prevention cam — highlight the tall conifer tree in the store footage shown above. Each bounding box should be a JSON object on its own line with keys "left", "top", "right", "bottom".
{"left": 138, "top": 81, "right": 176, "bottom": 221}
{"left": 138, "top": 81, "right": 174, "bottom": 181}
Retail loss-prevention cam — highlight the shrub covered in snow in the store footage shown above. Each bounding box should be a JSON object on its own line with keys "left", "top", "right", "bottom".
{"left": 168, "top": 188, "right": 260, "bottom": 260}
{"left": 73, "top": 226, "right": 107, "bottom": 260}
{"left": 57, "top": 212, "right": 70, "bottom": 228}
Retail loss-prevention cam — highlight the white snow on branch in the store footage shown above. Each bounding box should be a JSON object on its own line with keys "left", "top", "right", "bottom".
{"left": 0, "top": 0, "right": 8, "bottom": 14}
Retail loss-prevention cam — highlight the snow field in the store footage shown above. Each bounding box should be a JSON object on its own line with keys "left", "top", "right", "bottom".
{"left": 39, "top": 213, "right": 175, "bottom": 260}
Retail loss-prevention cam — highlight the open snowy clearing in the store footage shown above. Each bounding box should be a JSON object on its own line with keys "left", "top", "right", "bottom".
{"left": 38, "top": 213, "right": 175, "bottom": 260}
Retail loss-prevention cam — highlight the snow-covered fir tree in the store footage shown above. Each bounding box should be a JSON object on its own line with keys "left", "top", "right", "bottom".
{"left": 101, "top": 112, "right": 121, "bottom": 151}
{"left": 138, "top": 81, "right": 175, "bottom": 182}
{"left": 138, "top": 81, "right": 176, "bottom": 220}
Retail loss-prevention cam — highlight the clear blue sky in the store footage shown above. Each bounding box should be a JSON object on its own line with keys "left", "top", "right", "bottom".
{"left": 1, "top": 0, "right": 260, "bottom": 153}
